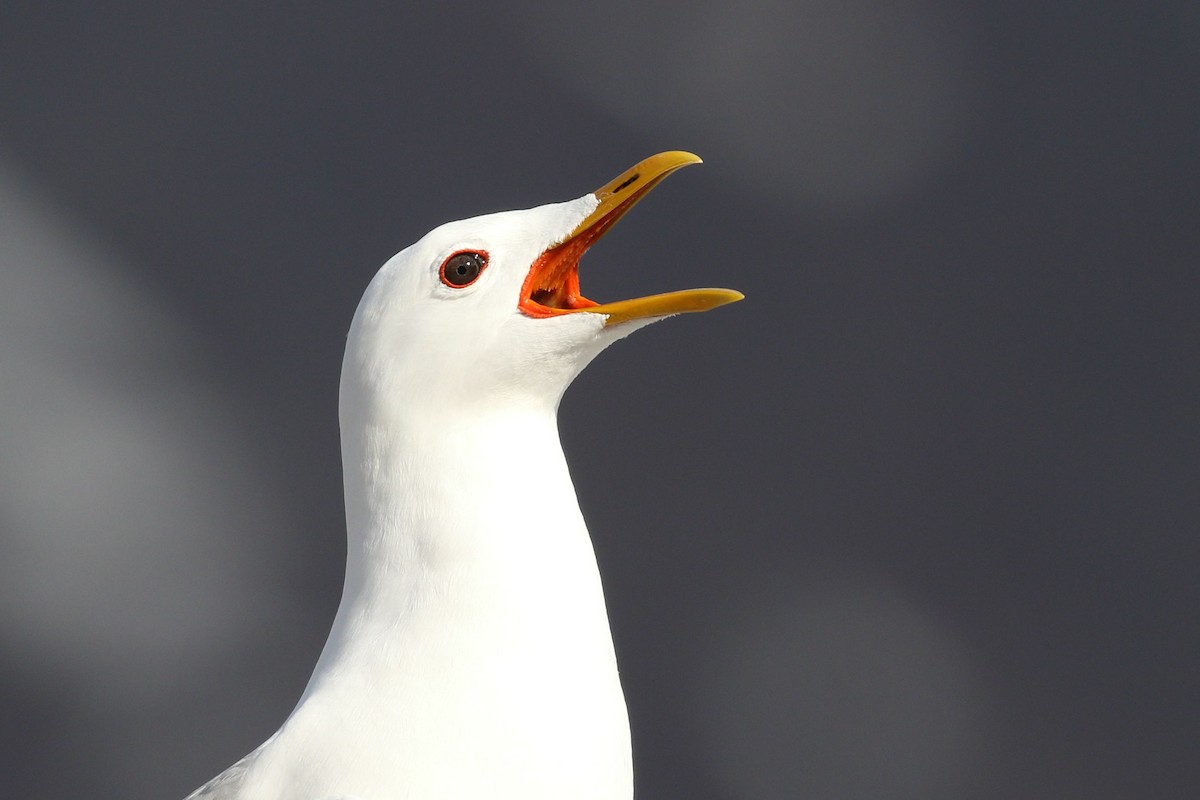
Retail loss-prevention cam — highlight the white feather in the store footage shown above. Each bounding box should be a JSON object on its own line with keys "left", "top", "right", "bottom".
{"left": 187, "top": 194, "right": 661, "bottom": 800}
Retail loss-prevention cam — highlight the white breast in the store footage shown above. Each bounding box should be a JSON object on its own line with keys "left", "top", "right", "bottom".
{"left": 236, "top": 407, "right": 632, "bottom": 800}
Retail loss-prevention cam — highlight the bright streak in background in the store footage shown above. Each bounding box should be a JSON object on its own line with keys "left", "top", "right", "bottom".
{"left": 512, "top": 0, "right": 972, "bottom": 211}
{"left": 0, "top": 159, "right": 294, "bottom": 788}
{"left": 698, "top": 573, "right": 984, "bottom": 800}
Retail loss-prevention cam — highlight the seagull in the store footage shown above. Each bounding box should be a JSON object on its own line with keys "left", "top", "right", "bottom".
{"left": 185, "top": 151, "right": 742, "bottom": 800}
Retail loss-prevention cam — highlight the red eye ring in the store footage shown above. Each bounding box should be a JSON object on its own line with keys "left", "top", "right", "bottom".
{"left": 439, "top": 250, "right": 488, "bottom": 288}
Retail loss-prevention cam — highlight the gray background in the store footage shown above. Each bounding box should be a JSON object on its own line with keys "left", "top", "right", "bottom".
{"left": 1, "top": 3, "right": 1197, "bottom": 798}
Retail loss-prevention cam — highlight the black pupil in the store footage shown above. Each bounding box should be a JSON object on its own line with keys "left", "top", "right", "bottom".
{"left": 445, "top": 253, "right": 482, "bottom": 286}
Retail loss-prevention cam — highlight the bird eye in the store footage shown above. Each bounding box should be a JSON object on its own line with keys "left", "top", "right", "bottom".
{"left": 439, "top": 251, "right": 487, "bottom": 288}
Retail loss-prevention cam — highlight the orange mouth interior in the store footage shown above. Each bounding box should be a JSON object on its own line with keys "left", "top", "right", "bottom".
{"left": 517, "top": 231, "right": 601, "bottom": 318}
{"left": 514, "top": 152, "right": 746, "bottom": 325}
{"left": 517, "top": 180, "right": 660, "bottom": 319}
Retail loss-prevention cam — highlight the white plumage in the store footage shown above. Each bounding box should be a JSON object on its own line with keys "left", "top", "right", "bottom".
{"left": 185, "top": 152, "right": 740, "bottom": 800}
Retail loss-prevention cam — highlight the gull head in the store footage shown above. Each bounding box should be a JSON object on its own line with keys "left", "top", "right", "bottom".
{"left": 341, "top": 152, "right": 743, "bottom": 420}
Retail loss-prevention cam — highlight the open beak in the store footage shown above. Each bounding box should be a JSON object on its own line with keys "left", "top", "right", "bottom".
{"left": 517, "top": 151, "right": 744, "bottom": 326}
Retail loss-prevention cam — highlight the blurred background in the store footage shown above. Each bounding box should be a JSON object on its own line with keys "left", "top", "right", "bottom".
{"left": 1, "top": 3, "right": 1197, "bottom": 798}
